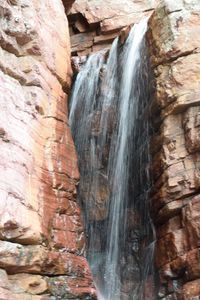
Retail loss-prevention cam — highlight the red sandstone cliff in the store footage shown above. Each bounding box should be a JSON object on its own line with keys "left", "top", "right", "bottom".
{"left": 68, "top": 0, "right": 158, "bottom": 56}
{"left": 0, "top": 0, "right": 96, "bottom": 299}
{"left": 0, "top": 0, "right": 200, "bottom": 299}
{"left": 68, "top": 1, "right": 200, "bottom": 299}
{"left": 148, "top": 1, "right": 200, "bottom": 299}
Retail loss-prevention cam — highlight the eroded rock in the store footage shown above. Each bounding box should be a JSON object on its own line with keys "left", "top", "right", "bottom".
{"left": 0, "top": 0, "right": 95, "bottom": 299}
{"left": 68, "top": 0, "right": 158, "bottom": 56}
{"left": 148, "top": 0, "right": 200, "bottom": 298}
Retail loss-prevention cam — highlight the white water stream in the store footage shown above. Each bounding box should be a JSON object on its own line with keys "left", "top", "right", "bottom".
{"left": 70, "top": 18, "right": 155, "bottom": 300}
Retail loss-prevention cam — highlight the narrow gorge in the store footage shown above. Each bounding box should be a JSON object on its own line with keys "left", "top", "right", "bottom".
{"left": 69, "top": 18, "right": 155, "bottom": 300}
{"left": 0, "top": 0, "right": 200, "bottom": 300}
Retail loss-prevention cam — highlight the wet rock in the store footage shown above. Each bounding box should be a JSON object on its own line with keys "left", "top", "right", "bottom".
{"left": 156, "top": 229, "right": 189, "bottom": 268}
{"left": 180, "top": 279, "right": 200, "bottom": 300}
{"left": 157, "top": 216, "right": 182, "bottom": 239}
{"left": 184, "top": 248, "right": 200, "bottom": 280}
{"left": 182, "top": 196, "right": 200, "bottom": 249}
{"left": 47, "top": 276, "right": 97, "bottom": 299}
{"left": 71, "top": 55, "right": 87, "bottom": 74}
{"left": 0, "top": 240, "right": 93, "bottom": 278}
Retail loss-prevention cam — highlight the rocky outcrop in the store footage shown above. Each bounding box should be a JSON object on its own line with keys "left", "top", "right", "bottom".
{"left": 0, "top": 0, "right": 96, "bottom": 299}
{"left": 68, "top": 0, "right": 158, "bottom": 56}
{"left": 2, "top": 0, "right": 199, "bottom": 299}
{"left": 68, "top": 1, "right": 200, "bottom": 299}
{"left": 148, "top": 0, "right": 200, "bottom": 299}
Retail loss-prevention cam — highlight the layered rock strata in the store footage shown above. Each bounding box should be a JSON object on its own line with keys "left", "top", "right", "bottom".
{"left": 68, "top": 0, "right": 158, "bottom": 56}
{"left": 68, "top": 0, "right": 200, "bottom": 299}
{"left": 0, "top": 0, "right": 95, "bottom": 299}
{"left": 148, "top": 0, "right": 200, "bottom": 299}
{"left": 1, "top": 0, "right": 199, "bottom": 299}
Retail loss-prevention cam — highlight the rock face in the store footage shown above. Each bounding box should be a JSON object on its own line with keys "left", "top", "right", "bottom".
{"left": 148, "top": 0, "right": 200, "bottom": 299}
{"left": 0, "top": 0, "right": 96, "bottom": 299}
{"left": 68, "top": 0, "right": 159, "bottom": 56}
{"left": 1, "top": 0, "right": 200, "bottom": 299}
{"left": 68, "top": 0, "right": 200, "bottom": 299}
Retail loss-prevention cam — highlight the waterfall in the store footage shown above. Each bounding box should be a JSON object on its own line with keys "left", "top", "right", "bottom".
{"left": 69, "top": 18, "right": 155, "bottom": 300}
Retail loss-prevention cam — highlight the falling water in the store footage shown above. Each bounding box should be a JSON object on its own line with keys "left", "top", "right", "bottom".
{"left": 69, "top": 18, "right": 155, "bottom": 300}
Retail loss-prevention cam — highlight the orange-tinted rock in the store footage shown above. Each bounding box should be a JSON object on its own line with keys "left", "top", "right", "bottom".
{"left": 94, "top": 33, "right": 118, "bottom": 45}
{"left": 148, "top": 0, "right": 200, "bottom": 298}
{"left": 70, "top": 0, "right": 157, "bottom": 26}
{"left": 148, "top": 0, "right": 200, "bottom": 67}
{"left": 182, "top": 196, "right": 200, "bottom": 249}
{"left": 157, "top": 216, "right": 182, "bottom": 239}
{"left": 47, "top": 276, "right": 97, "bottom": 299}
{"left": 8, "top": 274, "right": 48, "bottom": 295}
{"left": 6, "top": 273, "right": 97, "bottom": 299}
{"left": 183, "top": 106, "right": 200, "bottom": 154}
{"left": 71, "top": 31, "right": 95, "bottom": 55}
{"left": 185, "top": 248, "right": 200, "bottom": 280}
{"left": 68, "top": 0, "right": 158, "bottom": 55}
{"left": 0, "top": 0, "right": 95, "bottom": 299}
{"left": 68, "top": 1, "right": 200, "bottom": 299}
{"left": 155, "top": 229, "right": 189, "bottom": 268}
{"left": 159, "top": 248, "right": 200, "bottom": 283}
{"left": 180, "top": 279, "right": 200, "bottom": 300}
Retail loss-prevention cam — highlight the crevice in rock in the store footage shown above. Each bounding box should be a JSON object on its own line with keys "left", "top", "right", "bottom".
{"left": 153, "top": 47, "right": 199, "bottom": 68}
{"left": 167, "top": 9, "right": 183, "bottom": 15}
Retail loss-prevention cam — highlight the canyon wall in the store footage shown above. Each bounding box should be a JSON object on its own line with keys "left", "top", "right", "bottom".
{"left": 148, "top": 0, "right": 200, "bottom": 299}
{"left": 0, "top": 0, "right": 199, "bottom": 299}
{"left": 68, "top": 0, "right": 158, "bottom": 56}
{"left": 68, "top": 0, "right": 200, "bottom": 299}
{"left": 0, "top": 0, "right": 95, "bottom": 299}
